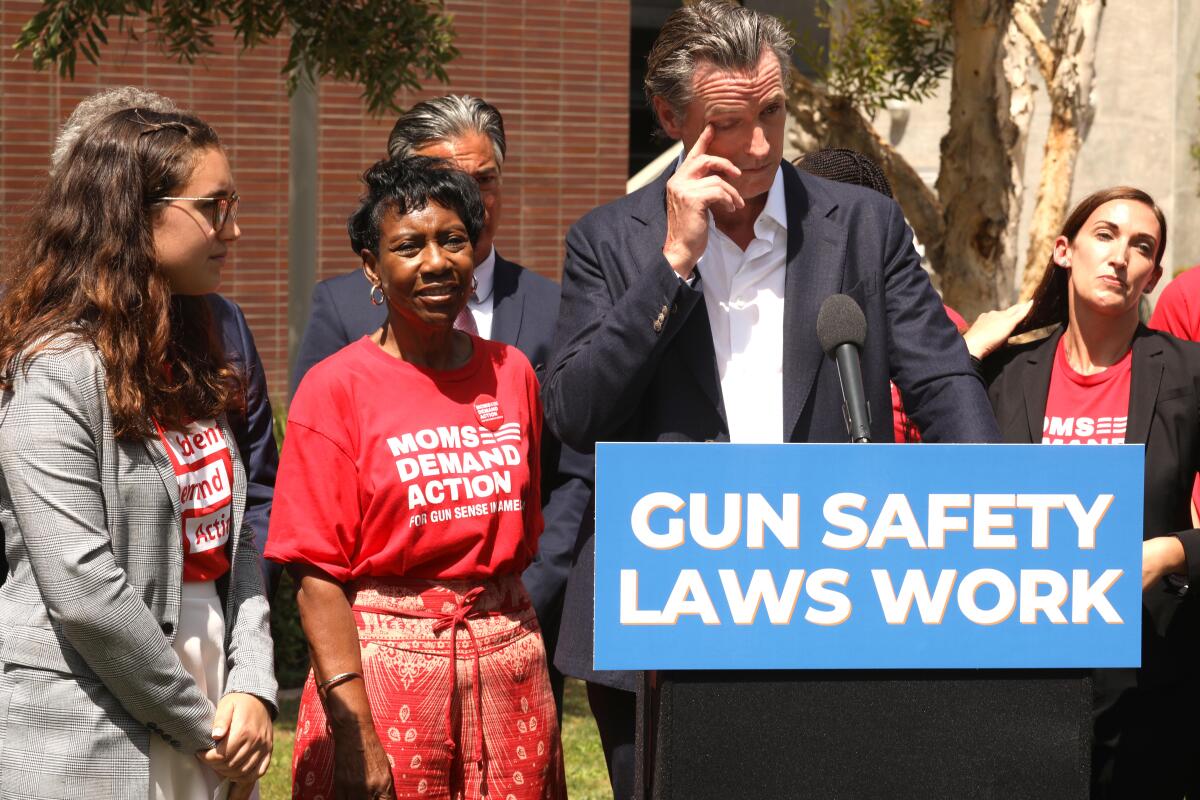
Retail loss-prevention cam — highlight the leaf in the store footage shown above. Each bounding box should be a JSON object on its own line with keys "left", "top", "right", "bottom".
{"left": 803, "top": 0, "right": 952, "bottom": 115}
{"left": 12, "top": 0, "right": 458, "bottom": 114}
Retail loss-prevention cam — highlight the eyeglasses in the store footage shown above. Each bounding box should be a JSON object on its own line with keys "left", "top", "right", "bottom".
{"left": 154, "top": 193, "right": 240, "bottom": 233}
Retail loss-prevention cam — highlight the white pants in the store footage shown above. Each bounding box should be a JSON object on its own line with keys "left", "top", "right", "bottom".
{"left": 148, "top": 582, "right": 256, "bottom": 800}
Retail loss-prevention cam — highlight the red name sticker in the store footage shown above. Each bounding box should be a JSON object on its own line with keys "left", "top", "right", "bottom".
{"left": 474, "top": 394, "right": 504, "bottom": 431}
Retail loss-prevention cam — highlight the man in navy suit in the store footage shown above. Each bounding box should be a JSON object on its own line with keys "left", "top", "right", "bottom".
{"left": 0, "top": 88, "right": 281, "bottom": 593}
{"left": 290, "top": 95, "right": 592, "bottom": 715}
{"left": 205, "top": 294, "right": 279, "bottom": 591}
{"left": 543, "top": 3, "right": 1001, "bottom": 797}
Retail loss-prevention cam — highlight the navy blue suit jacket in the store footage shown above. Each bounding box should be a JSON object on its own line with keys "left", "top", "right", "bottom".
{"left": 543, "top": 161, "right": 1001, "bottom": 690}
{"left": 206, "top": 295, "right": 279, "bottom": 568}
{"left": 0, "top": 294, "right": 279, "bottom": 589}
{"left": 290, "top": 255, "right": 593, "bottom": 649}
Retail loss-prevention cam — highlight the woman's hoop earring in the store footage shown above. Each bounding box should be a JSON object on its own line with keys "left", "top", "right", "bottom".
{"left": 471, "top": 276, "right": 479, "bottom": 294}
{"left": 369, "top": 284, "right": 385, "bottom": 306}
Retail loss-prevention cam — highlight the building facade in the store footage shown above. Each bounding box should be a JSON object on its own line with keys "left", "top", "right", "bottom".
{"left": 0, "top": 0, "right": 630, "bottom": 402}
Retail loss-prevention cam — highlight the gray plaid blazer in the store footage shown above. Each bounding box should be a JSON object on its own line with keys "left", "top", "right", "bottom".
{"left": 0, "top": 338, "right": 277, "bottom": 799}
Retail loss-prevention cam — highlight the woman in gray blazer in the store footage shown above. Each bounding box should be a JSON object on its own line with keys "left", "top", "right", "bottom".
{"left": 0, "top": 108, "right": 277, "bottom": 799}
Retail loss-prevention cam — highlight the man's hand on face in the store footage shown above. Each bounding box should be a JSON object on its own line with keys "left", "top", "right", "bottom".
{"left": 662, "top": 124, "right": 744, "bottom": 280}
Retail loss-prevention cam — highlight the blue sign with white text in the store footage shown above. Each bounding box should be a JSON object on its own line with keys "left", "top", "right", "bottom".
{"left": 593, "top": 443, "right": 1143, "bottom": 670}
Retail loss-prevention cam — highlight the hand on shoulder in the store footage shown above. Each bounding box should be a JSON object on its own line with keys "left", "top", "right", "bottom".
{"left": 964, "top": 300, "right": 1033, "bottom": 360}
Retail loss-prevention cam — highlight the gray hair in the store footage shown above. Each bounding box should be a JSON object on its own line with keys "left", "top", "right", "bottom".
{"left": 386, "top": 94, "right": 507, "bottom": 169}
{"left": 51, "top": 87, "right": 180, "bottom": 174}
{"left": 644, "top": 0, "right": 794, "bottom": 128}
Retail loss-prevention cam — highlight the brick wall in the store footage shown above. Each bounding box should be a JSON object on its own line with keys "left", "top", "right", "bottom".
{"left": 0, "top": 0, "right": 630, "bottom": 403}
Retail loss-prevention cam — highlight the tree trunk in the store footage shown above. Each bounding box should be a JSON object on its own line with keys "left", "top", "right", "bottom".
{"left": 1018, "top": 0, "right": 1104, "bottom": 299}
{"left": 785, "top": 0, "right": 1035, "bottom": 320}
{"left": 785, "top": 72, "right": 945, "bottom": 268}
{"left": 935, "top": 0, "right": 1034, "bottom": 320}
{"left": 1020, "top": 108, "right": 1081, "bottom": 295}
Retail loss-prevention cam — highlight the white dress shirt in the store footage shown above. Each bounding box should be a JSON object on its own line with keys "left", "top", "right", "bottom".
{"left": 468, "top": 246, "right": 496, "bottom": 339}
{"left": 697, "top": 166, "right": 788, "bottom": 443}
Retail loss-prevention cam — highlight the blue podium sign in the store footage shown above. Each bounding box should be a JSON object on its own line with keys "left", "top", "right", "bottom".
{"left": 593, "top": 443, "right": 1143, "bottom": 670}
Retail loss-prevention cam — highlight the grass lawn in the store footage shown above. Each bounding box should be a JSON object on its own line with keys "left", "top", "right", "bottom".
{"left": 260, "top": 693, "right": 298, "bottom": 800}
{"left": 260, "top": 678, "right": 611, "bottom": 799}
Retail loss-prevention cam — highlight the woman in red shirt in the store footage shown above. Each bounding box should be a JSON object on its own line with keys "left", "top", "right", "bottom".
{"left": 267, "top": 157, "right": 564, "bottom": 800}
{"left": 966, "top": 186, "right": 1200, "bottom": 798}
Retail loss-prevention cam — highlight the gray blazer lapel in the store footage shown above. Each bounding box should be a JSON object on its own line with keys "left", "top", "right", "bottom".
{"left": 221, "top": 415, "right": 248, "bottom": 560}
{"left": 141, "top": 428, "right": 185, "bottom": 602}
{"left": 142, "top": 428, "right": 182, "bottom": 524}
{"left": 782, "top": 166, "right": 846, "bottom": 441}
{"left": 1127, "top": 326, "right": 1164, "bottom": 445}
{"left": 489, "top": 254, "right": 524, "bottom": 348}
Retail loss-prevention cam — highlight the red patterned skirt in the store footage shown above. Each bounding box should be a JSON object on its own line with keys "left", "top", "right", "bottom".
{"left": 291, "top": 574, "right": 565, "bottom": 800}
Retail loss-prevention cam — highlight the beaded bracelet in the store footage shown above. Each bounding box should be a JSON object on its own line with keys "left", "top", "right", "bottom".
{"left": 317, "top": 671, "right": 362, "bottom": 698}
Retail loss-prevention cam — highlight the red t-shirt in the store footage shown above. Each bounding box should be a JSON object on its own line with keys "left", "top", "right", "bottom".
{"left": 1150, "top": 267, "right": 1200, "bottom": 513}
{"left": 265, "top": 336, "right": 544, "bottom": 582}
{"left": 1041, "top": 337, "right": 1132, "bottom": 445}
{"left": 156, "top": 419, "right": 234, "bottom": 582}
{"left": 1150, "top": 266, "right": 1200, "bottom": 342}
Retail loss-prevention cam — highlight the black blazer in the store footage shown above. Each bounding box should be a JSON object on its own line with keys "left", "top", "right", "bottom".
{"left": 289, "top": 256, "right": 592, "bottom": 646}
{"left": 544, "top": 161, "right": 1000, "bottom": 689}
{"left": 984, "top": 325, "right": 1200, "bottom": 688}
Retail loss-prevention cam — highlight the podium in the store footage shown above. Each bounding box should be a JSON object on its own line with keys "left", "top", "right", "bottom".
{"left": 644, "top": 670, "right": 1091, "bottom": 799}
{"left": 595, "top": 442, "right": 1143, "bottom": 800}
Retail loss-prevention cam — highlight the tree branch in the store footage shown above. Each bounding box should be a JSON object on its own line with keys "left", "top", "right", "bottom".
{"left": 787, "top": 69, "right": 945, "bottom": 271}
{"left": 13, "top": 0, "right": 458, "bottom": 115}
{"left": 1012, "top": 2, "right": 1056, "bottom": 86}
{"left": 1019, "top": 0, "right": 1104, "bottom": 298}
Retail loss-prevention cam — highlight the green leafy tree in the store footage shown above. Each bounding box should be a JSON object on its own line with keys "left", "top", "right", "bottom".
{"left": 790, "top": 0, "right": 1107, "bottom": 318}
{"left": 803, "top": 0, "right": 953, "bottom": 116}
{"left": 1193, "top": 72, "right": 1200, "bottom": 197}
{"left": 789, "top": 0, "right": 961, "bottom": 306}
{"left": 13, "top": 0, "right": 459, "bottom": 114}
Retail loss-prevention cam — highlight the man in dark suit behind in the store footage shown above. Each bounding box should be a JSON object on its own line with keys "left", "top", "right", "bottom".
{"left": 542, "top": 3, "right": 1001, "bottom": 797}
{"left": 206, "top": 295, "right": 279, "bottom": 576}
{"left": 290, "top": 95, "right": 592, "bottom": 716}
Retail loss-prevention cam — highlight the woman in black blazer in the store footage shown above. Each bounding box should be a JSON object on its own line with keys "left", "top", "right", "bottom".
{"left": 965, "top": 186, "right": 1200, "bottom": 799}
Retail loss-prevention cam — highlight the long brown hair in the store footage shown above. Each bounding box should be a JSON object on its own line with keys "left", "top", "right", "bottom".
{"left": 0, "top": 108, "right": 241, "bottom": 438}
{"left": 1015, "top": 186, "right": 1167, "bottom": 336}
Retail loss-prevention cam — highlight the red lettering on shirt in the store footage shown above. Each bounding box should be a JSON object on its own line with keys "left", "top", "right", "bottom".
{"left": 166, "top": 423, "right": 228, "bottom": 467}
{"left": 1042, "top": 338, "right": 1132, "bottom": 446}
{"left": 157, "top": 419, "right": 234, "bottom": 582}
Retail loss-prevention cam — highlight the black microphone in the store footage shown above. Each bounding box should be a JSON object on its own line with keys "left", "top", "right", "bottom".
{"left": 817, "top": 294, "right": 871, "bottom": 443}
